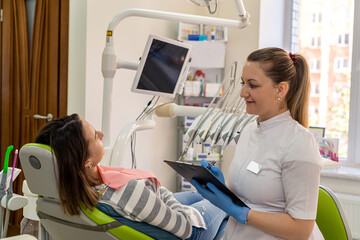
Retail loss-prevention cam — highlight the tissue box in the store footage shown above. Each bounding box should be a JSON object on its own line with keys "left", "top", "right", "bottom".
{"left": 184, "top": 81, "right": 201, "bottom": 96}
{"left": 205, "top": 83, "right": 222, "bottom": 97}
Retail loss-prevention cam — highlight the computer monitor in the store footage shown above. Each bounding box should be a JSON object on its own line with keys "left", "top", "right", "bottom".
{"left": 131, "top": 34, "right": 192, "bottom": 98}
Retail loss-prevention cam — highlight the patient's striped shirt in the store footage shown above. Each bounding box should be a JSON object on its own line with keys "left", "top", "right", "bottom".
{"left": 97, "top": 178, "right": 206, "bottom": 239}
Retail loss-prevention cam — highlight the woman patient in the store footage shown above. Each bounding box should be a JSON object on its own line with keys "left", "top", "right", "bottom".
{"left": 34, "top": 113, "right": 227, "bottom": 240}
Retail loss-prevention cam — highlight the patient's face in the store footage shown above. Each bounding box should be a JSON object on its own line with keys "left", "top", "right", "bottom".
{"left": 81, "top": 119, "right": 105, "bottom": 168}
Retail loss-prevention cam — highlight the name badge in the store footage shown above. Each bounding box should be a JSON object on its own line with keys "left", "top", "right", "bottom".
{"left": 247, "top": 161, "right": 262, "bottom": 174}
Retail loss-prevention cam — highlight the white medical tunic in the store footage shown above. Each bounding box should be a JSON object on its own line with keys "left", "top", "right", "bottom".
{"left": 224, "top": 111, "right": 324, "bottom": 240}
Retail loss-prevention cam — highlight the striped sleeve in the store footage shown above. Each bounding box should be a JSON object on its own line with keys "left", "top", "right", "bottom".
{"left": 101, "top": 179, "right": 192, "bottom": 239}
{"left": 158, "top": 187, "right": 206, "bottom": 229}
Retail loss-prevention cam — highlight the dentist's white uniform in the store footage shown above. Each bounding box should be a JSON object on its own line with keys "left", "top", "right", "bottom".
{"left": 225, "top": 111, "right": 324, "bottom": 240}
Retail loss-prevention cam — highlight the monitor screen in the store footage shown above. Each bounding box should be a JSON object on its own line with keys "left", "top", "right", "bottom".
{"left": 132, "top": 35, "right": 192, "bottom": 98}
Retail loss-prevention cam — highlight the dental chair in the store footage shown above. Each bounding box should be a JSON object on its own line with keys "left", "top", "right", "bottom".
{"left": 19, "top": 143, "right": 181, "bottom": 240}
{"left": 316, "top": 185, "right": 352, "bottom": 240}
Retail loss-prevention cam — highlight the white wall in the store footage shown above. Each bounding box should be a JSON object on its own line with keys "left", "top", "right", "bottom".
{"left": 68, "top": 0, "right": 261, "bottom": 191}
{"left": 206, "top": 0, "right": 262, "bottom": 178}
{"left": 258, "top": 0, "right": 287, "bottom": 49}
{"left": 68, "top": 0, "right": 87, "bottom": 117}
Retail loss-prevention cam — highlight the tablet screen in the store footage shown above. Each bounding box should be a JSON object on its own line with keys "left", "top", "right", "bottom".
{"left": 132, "top": 35, "right": 192, "bottom": 98}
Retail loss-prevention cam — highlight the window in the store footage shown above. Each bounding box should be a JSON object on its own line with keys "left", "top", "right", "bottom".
{"left": 312, "top": 12, "right": 322, "bottom": 23}
{"left": 338, "top": 33, "right": 350, "bottom": 46}
{"left": 309, "top": 58, "right": 321, "bottom": 72}
{"left": 291, "top": 0, "right": 358, "bottom": 162}
{"left": 334, "top": 57, "right": 349, "bottom": 72}
{"left": 310, "top": 36, "right": 321, "bottom": 48}
{"left": 311, "top": 82, "right": 320, "bottom": 96}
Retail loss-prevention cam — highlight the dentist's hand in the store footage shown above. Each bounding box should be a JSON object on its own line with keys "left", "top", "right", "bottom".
{"left": 191, "top": 180, "right": 249, "bottom": 224}
{"left": 200, "top": 159, "right": 225, "bottom": 184}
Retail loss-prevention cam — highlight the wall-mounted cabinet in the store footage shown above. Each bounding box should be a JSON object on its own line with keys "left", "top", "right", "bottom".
{"left": 178, "top": 22, "right": 227, "bottom": 100}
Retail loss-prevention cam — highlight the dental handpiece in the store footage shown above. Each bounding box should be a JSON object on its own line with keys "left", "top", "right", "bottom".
{"left": 179, "top": 106, "right": 216, "bottom": 160}
{"left": 198, "top": 77, "right": 237, "bottom": 144}
{"left": 233, "top": 115, "right": 257, "bottom": 143}
{"left": 200, "top": 103, "right": 228, "bottom": 143}
{"left": 208, "top": 98, "right": 245, "bottom": 154}
{"left": 221, "top": 99, "right": 245, "bottom": 133}
{"left": 208, "top": 111, "right": 235, "bottom": 154}
{"left": 209, "top": 94, "right": 242, "bottom": 143}
{"left": 199, "top": 60, "right": 239, "bottom": 143}
{"left": 220, "top": 112, "right": 247, "bottom": 156}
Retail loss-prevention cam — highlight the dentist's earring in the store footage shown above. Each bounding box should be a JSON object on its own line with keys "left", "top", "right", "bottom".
{"left": 277, "top": 97, "right": 282, "bottom": 101}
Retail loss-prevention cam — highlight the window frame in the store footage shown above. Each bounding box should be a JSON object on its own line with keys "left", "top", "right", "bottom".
{"left": 347, "top": 0, "right": 360, "bottom": 164}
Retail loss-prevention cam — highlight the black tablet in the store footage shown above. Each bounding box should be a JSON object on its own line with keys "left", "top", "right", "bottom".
{"left": 131, "top": 34, "right": 192, "bottom": 98}
{"left": 164, "top": 160, "right": 249, "bottom": 208}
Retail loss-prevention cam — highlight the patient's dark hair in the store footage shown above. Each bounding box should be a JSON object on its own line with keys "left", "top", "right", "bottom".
{"left": 35, "top": 113, "right": 98, "bottom": 215}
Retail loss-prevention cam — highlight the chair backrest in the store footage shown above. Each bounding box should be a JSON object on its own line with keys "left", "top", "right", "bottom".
{"left": 19, "top": 143, "right": 153, "bottom": 240}
{"left": 19, "top": 143, "right": 59, "bottom": 200}
{"left": 316, "top": 185, "right": 353, "bottom": 240}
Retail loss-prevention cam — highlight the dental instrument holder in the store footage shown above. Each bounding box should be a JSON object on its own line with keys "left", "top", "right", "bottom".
{"left": 100, "top": 5, "right": 250, "bottom": 151}
{"left": 0, "top": 147, "right": 29, "bottom": 237}
{"left": 0, "top": 146, "right": 12, "bottom": 197}
{"left": 0, "top": 145, "right": 12, "bottom": 237}
{"left": 0, "top": 169, "right": 8, "bottom": 202}
{"left": 184, "top": 111, "right": 256, "bottom": 155}
{"left": 198, "top": 61, "right": 237, "bottom": 143}
{"left": 3, "top": 150, "right": 17, "bottom": 238}
{"left": 179, "top": 61, "right": 238, "bottom": 160}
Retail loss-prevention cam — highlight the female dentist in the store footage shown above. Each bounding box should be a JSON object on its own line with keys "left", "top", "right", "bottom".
{"left": 192, "top": 47, "right": 324, "bottom": 240}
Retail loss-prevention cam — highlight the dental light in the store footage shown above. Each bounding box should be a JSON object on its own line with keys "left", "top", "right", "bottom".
{"left": 187, "top": 0, "right": 222, "bottom": 14}
{"left": 187, "top": 0, "right": 247, "bottom": 16}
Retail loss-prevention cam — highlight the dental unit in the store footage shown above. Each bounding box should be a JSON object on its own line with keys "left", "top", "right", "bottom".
{"left": 0, "top": 146, "right": 28, "bottom": 238}
{"left": 10, "top": 1, "right": 254, "bottom": 239}
{"left": 99, "top": 1, "right": 250, "bottom": 166}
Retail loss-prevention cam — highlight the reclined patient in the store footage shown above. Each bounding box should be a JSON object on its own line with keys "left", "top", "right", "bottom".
{"left": 34, "top": 113, "right": 227, "bottom": 240}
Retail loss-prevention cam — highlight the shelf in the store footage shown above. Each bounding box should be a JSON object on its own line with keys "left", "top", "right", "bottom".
{"left": 178, "top": 22, "right": 228, "bottom": 42}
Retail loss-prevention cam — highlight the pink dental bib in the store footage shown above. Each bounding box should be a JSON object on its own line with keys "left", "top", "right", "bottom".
{"left": 97, "top": 165, "right": 160, "bottom": 190}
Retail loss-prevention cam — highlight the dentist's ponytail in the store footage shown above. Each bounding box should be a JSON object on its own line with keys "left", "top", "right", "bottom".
{"left": 288, "top": 54, "right": 310, "bottom": 128}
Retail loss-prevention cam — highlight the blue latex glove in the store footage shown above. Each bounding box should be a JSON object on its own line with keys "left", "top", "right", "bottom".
{"left": 191, "top": 179, "right": 249, "bottom": 224}
{"left": 200, "top": 159, "right": 225, "bottom": 184}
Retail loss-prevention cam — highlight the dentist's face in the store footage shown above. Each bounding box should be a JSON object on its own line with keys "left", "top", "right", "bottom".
{"left": 240, "top": 61, "right": 281, "bottom": 122}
